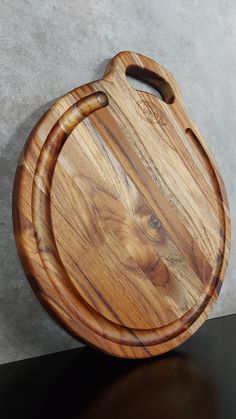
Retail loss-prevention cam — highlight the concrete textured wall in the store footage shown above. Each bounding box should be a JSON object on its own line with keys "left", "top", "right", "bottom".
{"left": 0, "top": 0, "right": 235, "bottom": 365}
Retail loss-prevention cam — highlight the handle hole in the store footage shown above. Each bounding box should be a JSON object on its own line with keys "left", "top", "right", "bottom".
{"left": 126, "top": 74, "right": 163, "bottom": 100}
{"left": 125, "top": 65, "right": 175, "bottom": 104}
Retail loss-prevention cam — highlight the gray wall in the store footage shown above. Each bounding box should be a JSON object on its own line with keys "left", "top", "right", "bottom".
{"left": 0, "top": 0, "right": 235, "bottom": 365}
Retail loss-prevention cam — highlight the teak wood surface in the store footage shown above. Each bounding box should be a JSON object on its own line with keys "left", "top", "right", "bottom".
{"left": 13, "top": 51, "right": 231, "bottom": 358}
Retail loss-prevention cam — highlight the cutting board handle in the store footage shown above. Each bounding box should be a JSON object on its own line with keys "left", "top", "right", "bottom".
{"left": 104, "top": 51, "right": 183, "bottom": 105}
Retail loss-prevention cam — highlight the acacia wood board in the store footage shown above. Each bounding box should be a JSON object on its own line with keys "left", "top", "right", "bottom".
{"left": 12, "top": 51, "right": 231, "bottom": 358}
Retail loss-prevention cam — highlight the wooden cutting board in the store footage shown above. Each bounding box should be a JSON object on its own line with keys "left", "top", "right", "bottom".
{"left": 13, "top": 51, "right": 230, "bottom": 358}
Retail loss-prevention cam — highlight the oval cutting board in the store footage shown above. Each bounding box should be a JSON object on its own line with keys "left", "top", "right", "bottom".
{"left": 13, "top": 51, "right": 230, "bottom": 358}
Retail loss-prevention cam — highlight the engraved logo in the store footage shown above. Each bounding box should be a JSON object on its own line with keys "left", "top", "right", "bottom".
{"left": 136, "top": 100, "right": 166, "bottom": 126}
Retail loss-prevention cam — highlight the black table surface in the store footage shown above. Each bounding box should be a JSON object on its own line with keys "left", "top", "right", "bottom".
{"left": 0, "top": 314, "right": 235, "bottom": 419}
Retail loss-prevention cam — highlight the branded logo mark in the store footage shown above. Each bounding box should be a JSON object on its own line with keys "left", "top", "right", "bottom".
{"left": 136, "top": 100, "right": 166, "bottom": 127}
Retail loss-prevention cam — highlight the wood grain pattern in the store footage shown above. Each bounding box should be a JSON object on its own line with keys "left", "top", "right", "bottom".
{"left": 12, "top": 51, "right": 231, "bottom": 358}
